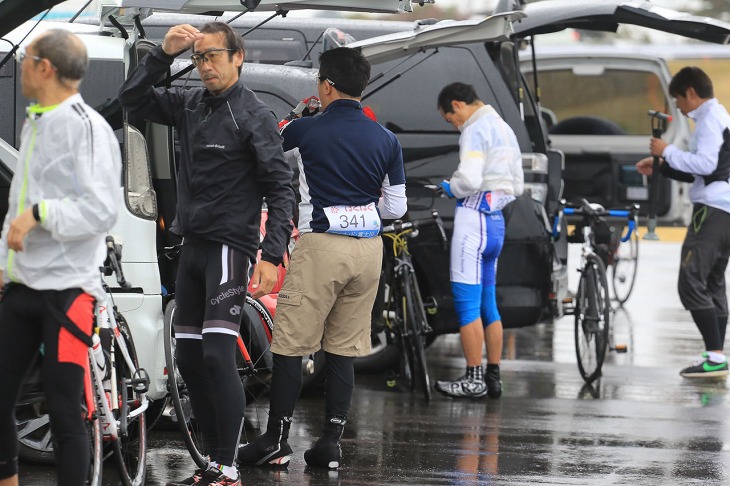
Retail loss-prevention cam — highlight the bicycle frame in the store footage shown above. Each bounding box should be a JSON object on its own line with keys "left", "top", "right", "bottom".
{"left": 380, "top": 212, "right": 446, "bottom": 401}
{"left": 90, "top": 293, "right": 150, "bottom": 441}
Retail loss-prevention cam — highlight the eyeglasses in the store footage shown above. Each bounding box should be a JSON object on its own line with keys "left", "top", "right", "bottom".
{"left": 14, "top": 50, "right": 44, "bottom": 65}
{"left": 315, "top": 73, "right": 335, "bottom": 87}
{"left": 190, "top": 48, "right": 235, "bottom": 65}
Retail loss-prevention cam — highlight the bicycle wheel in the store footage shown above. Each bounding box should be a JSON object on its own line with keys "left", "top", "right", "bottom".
{"left": 85, "top": 355, "right": 103, "bottom": 486}
{"left": 402, "top": 269, "right": 432, "bottom": 401}
{"left": 163, "top": 299, "right": 209, "bottom": 470}
{"left": 575, "top": 253, "right": 611, "bottom": 383}
{"left": 110, "top": 313, "right": 147, "bottom": 486}
{"left": 387, "top": 274, "right": 413, "bottom": 391}
{"left": 239, "top": 295, "right": 274, "bottom": 404}
{"left": 611, "top": 227, "right": 639, "bottom": 305}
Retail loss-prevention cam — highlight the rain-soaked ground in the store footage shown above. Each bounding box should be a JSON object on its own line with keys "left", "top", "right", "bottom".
{"left": 20, "top": 237, "right": 730, "bottom": 485}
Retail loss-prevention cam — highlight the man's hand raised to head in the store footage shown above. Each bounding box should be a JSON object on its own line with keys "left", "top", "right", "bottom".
{"left": 162, "top": 24, "right": 205, "bottom": 57}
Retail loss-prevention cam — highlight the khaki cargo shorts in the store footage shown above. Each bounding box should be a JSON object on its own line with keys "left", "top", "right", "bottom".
{"left": 270, "top": 232, "right": 383, "bottom": 357}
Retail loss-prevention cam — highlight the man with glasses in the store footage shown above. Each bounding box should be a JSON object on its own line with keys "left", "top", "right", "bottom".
{"left": 119, "top": 22, "right": 294, "bottom": 486}
{"left": 0, "top": 30, "right": 121, "bottom": 486}
{"left": 238, "top": 47, "right": 407, "bottom": 471}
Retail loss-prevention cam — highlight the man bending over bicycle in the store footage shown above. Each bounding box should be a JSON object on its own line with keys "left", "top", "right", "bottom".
{"left": 0, "top": 30, "right": 121, "bottom": 486}
{"left": 434, "top": 82, "right": 524, "bottom": 399}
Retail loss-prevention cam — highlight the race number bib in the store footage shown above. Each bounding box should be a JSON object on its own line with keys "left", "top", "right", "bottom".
{"left": 323, "top": 203, "right": 381, "bottom": 238}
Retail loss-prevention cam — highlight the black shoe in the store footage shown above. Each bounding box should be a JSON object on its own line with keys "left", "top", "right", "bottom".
{"left": 680, "top": 353, "right": 729, "bottom": 378}
{"left": 485, "top": 364, "right": 502, "bottom": 399}
{"left": 166, "top": 467, "right": 223, "bottom": 486}
{"left": 304, "top": 417, "right": 345, "bottom": 470}
{"left": 166, "top": 469, "right": 204, "bottom": 486}
{"left": 237, "top": 416, "right": 293, "bottom": 468}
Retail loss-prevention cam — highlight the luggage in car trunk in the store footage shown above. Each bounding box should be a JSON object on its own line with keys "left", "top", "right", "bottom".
{"left": 497, "top": 194, "right": 552, "bottom": 327}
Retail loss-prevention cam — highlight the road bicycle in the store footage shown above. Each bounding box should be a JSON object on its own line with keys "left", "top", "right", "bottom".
{"left": 381, "top": 211, "right": 448, "bottom": 402}
{"left": 552, "top": 199, "right": 637, "bottom": 383}
{"left": 16, "top": 235, "right": 150, "bottom": 486}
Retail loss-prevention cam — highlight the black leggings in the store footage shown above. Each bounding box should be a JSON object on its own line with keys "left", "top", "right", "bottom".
{"left": 269, "top": 351, "right": 354, "bottom": 422}
{"left": 0, "top": 285, "right": 94, "bottom": 485}
{"left": 174, "top": 241, "right": 249, "bottom": 466}
{"left": 176, "top": 334, "right": 245, "bottom": 466}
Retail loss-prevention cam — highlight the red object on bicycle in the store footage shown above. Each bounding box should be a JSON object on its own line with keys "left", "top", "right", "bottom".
{"left": 278, "top": 96, "right": 321, "bottom": 131}
{"left": 247, "top": 209, "right": 299, "bottom": 315}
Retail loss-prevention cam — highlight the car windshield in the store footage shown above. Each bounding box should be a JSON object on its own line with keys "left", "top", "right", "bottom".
{"left": 539, "top": 68, "right": 668, "bottom": 136}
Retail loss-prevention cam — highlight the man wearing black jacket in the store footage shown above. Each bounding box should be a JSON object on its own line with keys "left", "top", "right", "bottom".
{"left": 119, "top": 22, "right": 294, "bottom": 486}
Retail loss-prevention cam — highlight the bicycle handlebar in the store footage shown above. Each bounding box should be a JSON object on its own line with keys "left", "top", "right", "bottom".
{"left": 105, "top": 236, "right": 132, "bottom": 289}
{"left": 382, "top": 210, "right": 449, "bottom": 251}
{"left": 552, "top": 199, "right": 639, "bottom": 243}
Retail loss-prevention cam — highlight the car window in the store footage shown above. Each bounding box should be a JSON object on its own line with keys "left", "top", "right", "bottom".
{"left": 667, "top": 58, "right": 730, "bottom": 109}
{"left": 361, "top": 45, "right": 533, "bottom": 150}
{"left": 538, "top": 68, "right": 668, "bottom": 136}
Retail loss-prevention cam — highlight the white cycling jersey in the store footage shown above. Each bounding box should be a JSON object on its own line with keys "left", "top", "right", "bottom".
{"left": 449, "top": 104, "right": 524, "bottom": 208}
{"left": 0, "top": 94, "right": 121, "bottom": 300}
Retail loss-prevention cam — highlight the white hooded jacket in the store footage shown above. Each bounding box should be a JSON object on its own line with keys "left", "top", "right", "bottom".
{"left": 0, "top": 94, "right": 121, "bottom": 300}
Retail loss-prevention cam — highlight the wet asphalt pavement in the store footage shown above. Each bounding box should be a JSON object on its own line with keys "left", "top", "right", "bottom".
{"left": 20, "top": 238, "right": 730, "bottom": 485}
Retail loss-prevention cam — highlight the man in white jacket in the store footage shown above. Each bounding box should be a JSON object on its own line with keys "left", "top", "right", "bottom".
{"left": 434, "top": 82, "right": 523, "bottom": 399}
{"left": 637, "top": 66, "right": 730, "bottom": 379}
{"left": 0, "top": 30, "right": 120, "bottom": 486}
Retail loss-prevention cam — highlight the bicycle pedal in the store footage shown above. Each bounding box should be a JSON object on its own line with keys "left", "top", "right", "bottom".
{"left": 613, "top": 344, "right": 628, "bottom": 353}
{"left": 423, "top": 296, "right": 438, "bottom": 315}
{"left": 131, "top": 368, "right": 150, "bottom": 393}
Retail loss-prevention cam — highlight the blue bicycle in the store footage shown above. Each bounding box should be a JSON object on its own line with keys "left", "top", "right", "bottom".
{"left": 552, "top": 199, "right": 638, "bottom": 383}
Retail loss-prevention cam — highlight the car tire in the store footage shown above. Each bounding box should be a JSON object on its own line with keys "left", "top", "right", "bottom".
{"left": 353, "top": 338, "right": 400, "bottom": 374}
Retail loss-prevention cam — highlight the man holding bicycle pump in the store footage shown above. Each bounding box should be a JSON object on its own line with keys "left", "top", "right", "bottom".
{"left": 636, "top": 66, "right": 730, "bottom": 379}
{"left": 0, "top": 30, "right": 121, "bottom": 486}
{"left": 433, "top": 82, "right": 524, "bottom": 399}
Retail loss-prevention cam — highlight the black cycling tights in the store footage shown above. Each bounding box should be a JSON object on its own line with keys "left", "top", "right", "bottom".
{"left": 175, "top": 333, "right": 245, "bottom": 466}
{"left": 0, "top": 285, "right": 92, "bottom": 485}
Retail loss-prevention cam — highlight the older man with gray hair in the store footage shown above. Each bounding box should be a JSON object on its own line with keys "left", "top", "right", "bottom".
{"left": 0, "top": 29, "right": 121, "bottom": 486}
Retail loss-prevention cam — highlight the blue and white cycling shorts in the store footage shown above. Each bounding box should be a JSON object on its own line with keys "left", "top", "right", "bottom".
{"left": 450, "top": 206, "right": 505, "bottom": 326}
